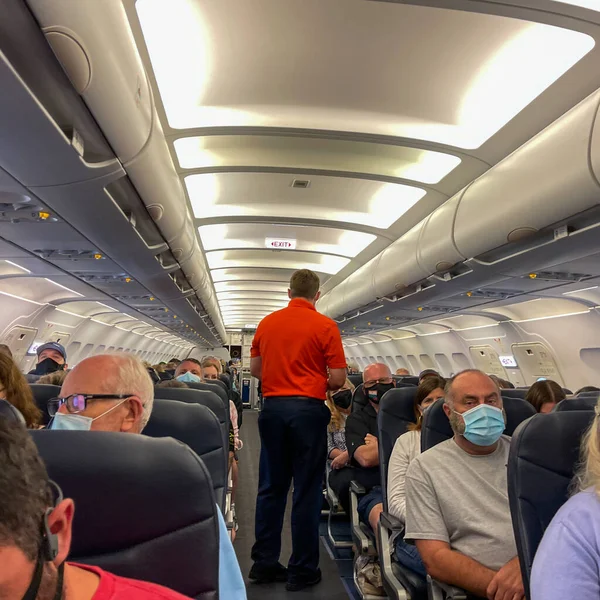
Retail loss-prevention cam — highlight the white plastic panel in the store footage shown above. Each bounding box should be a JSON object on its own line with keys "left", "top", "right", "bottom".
{"left": 455, "top": 89, "right": 600, "bottom": 259}
{"left": 511, "top": 342, "right": 564, "bottom": 385}
{"left": 469, "top": 345, "right": 507, "bottom": 378}
{"left": 4, "top": 326, "right": 38, "bottom": 365}
{"left": 211, "top": 267, "right": 303, "bottom": 283}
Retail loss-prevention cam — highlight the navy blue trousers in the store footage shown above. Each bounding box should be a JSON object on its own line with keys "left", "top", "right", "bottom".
{"left": 251, "top": 397, "right": 330, "bottom": 577}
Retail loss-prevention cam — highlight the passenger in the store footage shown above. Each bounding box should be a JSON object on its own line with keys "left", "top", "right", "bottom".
{"left": 0, "top": 353, "right": 42, "bottom": 428}
{"left": 46, "top": 354, "right": 246, "bottom": 599}
{"left": 525, "top": 380, "right": 566, "bottom": 413}
{"left": 489, "top": 374, "right": 512, "bottom": 390}
{"left": 201, "top": 359, "right": 220, "bottom": 380}
{"left": 37, "top": 369, "right": 68, "bottom": 387}
{"left": 27, "top": 342, "right": 68, "bottom": 378}
{"left": 156, "top": 379, "right": 189, "bottom": 389}
{"left": 395, "top": 368, "right": 410, "bottom": 376}
{"left": 347, "top": 360, "right": 360, "bottom": 375}
{"left": 325, "top": 378, "right": 356, "bottom": 470}
{"left": 418, "top": 368, "right": 440, "bottom": 383}
{"left": 174, "top": 358, "right": 203, "bottom": 382}
{"left": 405, "top": 369, "right": 524, "bottom": 600}
{"left": 48, "top": 354, "right": 154, "bottom": 433}
{"left": 575, "top": 385, "right": 600, "bottom": 395}
{"left": 530, "top": 397, "right": 600, "bottom": 599}
{"left": 0, "top": 418, "right": 194, "bottom": 600}
{"left": 345, "top": 363, "right": 396, "bottom": 532}
{"left": 249, "top": 268, "right": 346, "bottom": 591}
{"left": 202, "top": 355, "right": 223, "bottom": 375}
{"left": 387, "top": 376, "right": 446, "bottom": 576}
{"left": 0, "top": 343, "right": 12, "bottom": 358}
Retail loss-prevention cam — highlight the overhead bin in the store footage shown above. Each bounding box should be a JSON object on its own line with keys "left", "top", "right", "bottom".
{"left": 321, "top": 88, "right": 600, "bottom": 322}
{"left": 26, "top": 0, "right": 225, "bottom": 341}
{"left": 454, "top": 89, "right": 600, "bottom": 260}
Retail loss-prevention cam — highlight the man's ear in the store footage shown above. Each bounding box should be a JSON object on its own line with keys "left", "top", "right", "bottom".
{"left": 120, "top": 397, "right": 143, "bottom": 433}
{"left": 314, "top": 290, "right": 321, "bottom": 302}
{"left": 63, "top": 363, "right": 68, "bottom": 371}
{"left": 287, "top": 288, "right": 292, "bottom": 299}
{"left": 47, "top": 499, "right": 74, "bottom": 567}
{"left": 442, "top": 402, "right": 451, "bottom": 418}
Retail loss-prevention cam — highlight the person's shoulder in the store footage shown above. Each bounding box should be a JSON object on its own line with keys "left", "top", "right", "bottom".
{"left": 411, "top": 438, "right": 455, "bottom": 469}
{"left": 106, "top": 570, "right": 193, "bottom": 599}
{"left": 551, "top": 488, "right": 600, "bottom": 530}
{"left": 397, "top": 430, "right": 420, "bottom": 448}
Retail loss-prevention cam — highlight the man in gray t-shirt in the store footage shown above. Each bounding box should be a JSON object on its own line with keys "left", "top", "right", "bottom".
{"left": 405, "top": 370, "right": 525, "bottom": 600}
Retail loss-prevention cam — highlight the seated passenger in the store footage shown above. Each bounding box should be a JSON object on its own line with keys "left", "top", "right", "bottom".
{"left": 0, "top": 353, "right": 42, "bottom": 428}
{"left": 489, "top": 374, "right": 513, "bottom": 390}
{"left": 387, "top": 376, "right": 445, "bottom": 576}
{"left": 156, "top": 379, "right": 189, "bottom": 389}
{"left": 395, "top": 368, "right": 410, "bottom": 376}
{"left": 47, "top": 353, "right": 246, "bottom": 599}
{"left": 174, "top": 358, "right": 203, "bottom": 382}
{"left": 418, "top": 369, "right": 440, "bottom": 383}
{"left": 525, "top": 379, "right": 566, "bottom": 413}
{"left": 345, "top": 363, "right": 395, "bottom": 533}
{"left": 575, "top": 385, "right": 600, "bottom": 395}
{"left": 347, "top": 360, "right": 360, "bottom": 375}
{"left": 27, "top": 342, "right": 68, "bottom": 378}
{"left": 405, "top": 369, "right": 524, "bottom": 600}
{"left": 531, "top": 397, "right": 600, "bottom": 599}
{"left": 0, "top": 417, "right": 193, "bottom": 599}
{"left": 37, "top": 369, "right": 68, "bottom": 387}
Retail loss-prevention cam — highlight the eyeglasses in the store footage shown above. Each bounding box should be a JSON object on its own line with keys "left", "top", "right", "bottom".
{"left": 363, "top": 377, "right": 393, "bottom": 389}
{"left": 47, "top": 394, "right": 134, "bottom": 416}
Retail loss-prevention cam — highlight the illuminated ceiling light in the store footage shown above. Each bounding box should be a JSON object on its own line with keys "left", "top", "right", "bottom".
{"left": 552, "top": 0, "right": 600, "bottom": 9}
{"left": 38, "top": 211, "right": 51, "bottom": 220}
{"left": 529, "top": 273, "right": 537, "bottom": 279}
{"left": 0, "top": 290, "right": 46, "bottom": 305}
{"left": 4, "top": 260, "right": 31, "bottom": 274}
{"left": 94, "top": 253, "right": 103, "bottom": 260}
{"left": 150, "top": 296, "right": 155, "bottom": 301}
{"left": 55, "top": 308, "right": 85, "bottom": 318}
{"left": 44, "top": 279, "right": 84, "bottom": 297}
{"left": 511, "top": 309, "right": 590, "bottom": 323}
{"left": 563, "top": 286, "right": 598, "bottom": 295}
{"left": 96, "top": 302, "right": 118, "bottom": 312}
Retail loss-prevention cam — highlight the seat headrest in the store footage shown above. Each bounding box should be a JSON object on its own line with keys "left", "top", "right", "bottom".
{"left": 144, "top": 399, "right": 227, "bottom": 510}
{"left": 186, "top": 381, "right": 229, "bottom": 408}
{"left": 508, "top": 411, "right": 595, "bottom": 597}
{"left": 154, "top": 387, "right": 227, "bottom": 430}
{"left": 555, "top": 396, "right": 597, "bottom": 412}
{"left": 396, "top": 375, "right": 419, "bottom": 386}
{"left": 0, "top": 399, "right": 25, "bottom": 425}
{"left": 501, "top": 388, "right": 528, "bottom": 400}
{"left": 348, "top": 373, "right": 363, "bottom": 387}
{"left": 422, "top": 396, "right": 536, "bottom": 451}
{"left": 218, "top": 374, "right": 231, "bottom": 390}
{"left": 352, "top": 383, "right": 367, "bottom": 412}
{"left": 379, "top": 387, "right": 418, "bottom": 424}
{"left": 30, "top": 431, "right": 219, "bottom": 599}
{"left": 29, "top": 384, "right": 61, "bottom": 425}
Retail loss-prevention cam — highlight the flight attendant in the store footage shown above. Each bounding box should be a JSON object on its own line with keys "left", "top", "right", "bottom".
{"left": 249, "top": 269, "right": 346, "bottom": 591}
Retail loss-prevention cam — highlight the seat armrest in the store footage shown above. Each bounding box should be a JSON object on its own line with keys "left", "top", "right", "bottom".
{"left": 380, "top": 511, "right": 404, "bottom": 533}
{"left": 427, "top": 575, "right": 468, "bottom": 600}
{"left": 350, "top": 480, "right": 366, "bottom": 495}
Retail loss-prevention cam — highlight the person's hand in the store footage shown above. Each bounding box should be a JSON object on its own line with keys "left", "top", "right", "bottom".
{"left": 364, "top": 433, "right": 378, "bottom": 446}
{"left": 332, "top": 451, "right": 348, "bottom": 470}
{"left": 486, "top": 557, "right": 524, "bottom": 600}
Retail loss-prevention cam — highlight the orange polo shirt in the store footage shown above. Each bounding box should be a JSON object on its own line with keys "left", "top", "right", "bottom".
{"left": 250, "top": 298, "right": 346, "bottom": 400}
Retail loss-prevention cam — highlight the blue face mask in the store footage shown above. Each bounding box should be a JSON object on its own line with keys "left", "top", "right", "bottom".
{"left": 177, "top": 372, "right": 201, "bottom": 383}
{"left": 50, "top": 399, "right": 126, "bottom": 431}
{"left": 455, "top": 404, "right": 505, "bottom": 446}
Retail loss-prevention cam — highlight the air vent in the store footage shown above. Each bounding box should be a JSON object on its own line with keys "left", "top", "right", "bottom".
{"left": 525, "top": 271, "right": 594, "bottom": 283}
{"left": 291, "top": 179, "right": 311, "bottom": 189}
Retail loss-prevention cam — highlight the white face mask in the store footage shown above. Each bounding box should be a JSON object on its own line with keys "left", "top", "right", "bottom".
{"left": 50, "top": 399, "right": 127, "bottom": 431}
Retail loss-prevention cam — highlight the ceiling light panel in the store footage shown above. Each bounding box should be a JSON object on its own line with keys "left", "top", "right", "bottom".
{"left": 211, "top": 267, "right": 307, "bottom": 283}
{"left": 206, "top": 249, "right": 350, "bottom": 275}
{"left": 553, "top": 1, "right": 600, "bottom": 9}
{"left": 218, "top": 299, "right": 286, "bottom": 308}
{"left": 217, "top": 291, "right": 289, "bottom": 301}
{"left": 137, "top": 0, "right": 593, "bottom": 148}
{"left": 176, "top": 136, "right": 461, "bottom": 184}
{"left": 214, "top": 281, "right": 289, "bottom": 293}
{"left": 188, "top": 173, "right": 425, "bottom": 229}
{"left": 199, "top": 222, "right": 376, "bottom": 258}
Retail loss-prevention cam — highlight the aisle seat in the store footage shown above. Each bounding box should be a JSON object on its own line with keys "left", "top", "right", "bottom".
{"left": 348, "top": 373, "right": 363, "bottom": 388}
{"left": 186, "top": 381, "right": 229, "bottom": 412}
{"left": 29, "top": 383, "right": 61, "bottom": 425}
{"left": 375, "top": 387, "right": 427, "bottom": 600}
{"left": 144, "top": 399, "right": 227, "bottom": 511}
{"left": 555, "top": 396, "right": 597, "bottom": 412}
{"left": 31, "top": 430, "right": 220, "bottom": 600}
{"left": 508, "top": 411, "right": 595, "bottom": 598}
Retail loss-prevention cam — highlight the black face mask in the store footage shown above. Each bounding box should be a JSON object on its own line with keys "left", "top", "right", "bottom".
{"left": 30, "top": 358, "right": 64, "bottom": 376}
{"left": 367, "top": 382, "right": 395, "bottom": 405}
{"left": 332, "top": 389, "right": 352, "bottom": 410}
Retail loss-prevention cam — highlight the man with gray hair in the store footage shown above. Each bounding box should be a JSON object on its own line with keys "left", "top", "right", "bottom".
{"left": 48, "top": 353, "right": 154, "bottom": 432}
{"left": 404, "top": 369, "right": 525, "bottom": 600}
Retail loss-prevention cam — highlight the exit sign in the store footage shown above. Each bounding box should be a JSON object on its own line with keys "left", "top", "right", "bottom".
{"left": 265, "top": 238, "right": 296, "bottom": 250}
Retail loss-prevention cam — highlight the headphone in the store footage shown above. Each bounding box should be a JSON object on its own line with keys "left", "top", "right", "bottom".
{"left": 42, "top": 481, "right": 64, "bottom": 562}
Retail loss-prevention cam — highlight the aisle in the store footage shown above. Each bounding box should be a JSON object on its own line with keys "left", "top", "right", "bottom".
{"left": 234, "top": 410, "right": 353, "bottom": 600}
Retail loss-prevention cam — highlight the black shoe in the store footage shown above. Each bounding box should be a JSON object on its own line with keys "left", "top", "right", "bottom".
{"left": 286, "top": 569, "right": 322, "bottom": 592}
{"left": 249, "top": 562, "right": 288, "bottom": 584}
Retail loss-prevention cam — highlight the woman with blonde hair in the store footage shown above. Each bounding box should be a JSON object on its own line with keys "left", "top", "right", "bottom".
{"left": 531, "top": 399, "right": 600, "bottom": 599}
{"left": 325, "top": 377, "right": 355, "bottom": 469}
{"left": 0, "top": 352, "right": 42, "bottom": 428}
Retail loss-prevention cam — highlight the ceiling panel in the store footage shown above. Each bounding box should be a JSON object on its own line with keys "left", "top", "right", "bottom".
{"left": 199, "top": 222, "right": 376, "bottom": 258}
{"left": 213, "top": 280, "right": 289, "bottom": 293}
{"left": 217, "top": 291, "right": 289, "bottom": 301}
{"left": 137, "top": 0, "right": 593, "bottom": 148}
{"left": 210, "top": 267, "right": 309, "bottom": 283}
{"left": 176, "top": 135, "right": 461, "bottom": 184}
{"left": 189, "top": 173, "right": 425, "bottom": 229}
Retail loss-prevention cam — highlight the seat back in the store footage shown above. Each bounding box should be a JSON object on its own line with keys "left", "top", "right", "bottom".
{"left": 352, "top": 383, "right": 367, "bottom": 412}
{"left": 219, "top": 373, "right": 231, "bottom": 390}
{"left": 144, "top": 399, "right": 227, "bottom": 510}
{"left": 377, "top": 387, "right": 418, "bottom": 510}
{"left": 154, "top": 387, "right": 228, "bottom": 443}
{"left": 421, "top": 396, "right": 536, "bottom": 452}
{"left": 576, "top": 390, "right": 600, "bottom": 399}
{"left": 29, "top": 384, "right": 61, "bottom": 425}
{"left": 31, "top": 431, "right": 220, "bottom": 600}
{"left": 200, "top": 377, "right": 229, "bottom": 399}
{"left": 0, "top": 399, "right": 25, "bottom": 424}
{"left": 348, "top": 373, "right": 363, "bottom": 388}
{"left": 508, "top": 411, "right": 594, "bottom": 598}
{"left": 397, "top": 375, "right": 419, "bottom": 386}
{"left": 555, "top": 396, "right": 597, "bottom": 412}
{"left": 186, "top": 381, "right": 229, "bottom": 411}
{"left": 501, "top": 388, "right": 528, "bottom": 400}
